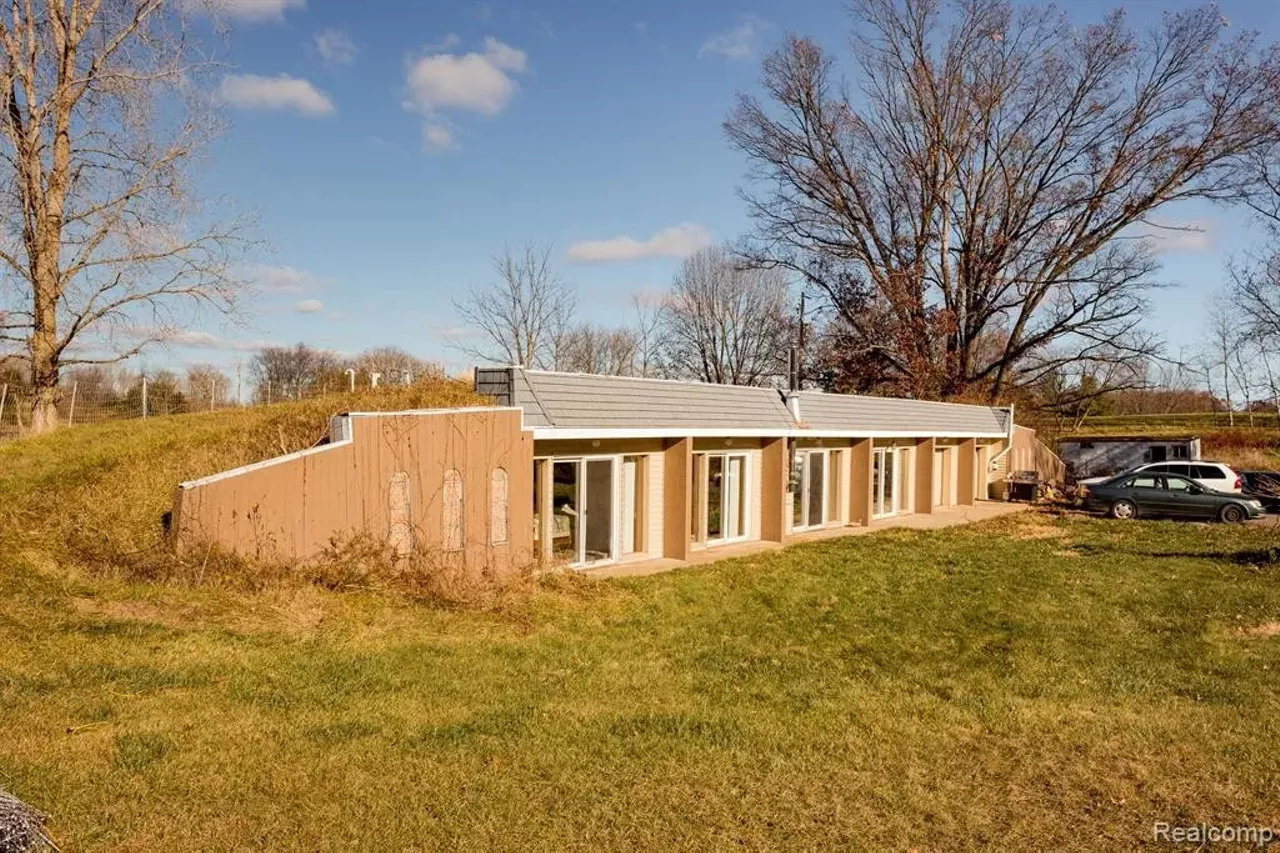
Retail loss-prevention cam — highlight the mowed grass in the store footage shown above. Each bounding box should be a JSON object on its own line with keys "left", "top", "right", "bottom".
{"left": 3, "top": 510, "right": 1280, "bottom": 849}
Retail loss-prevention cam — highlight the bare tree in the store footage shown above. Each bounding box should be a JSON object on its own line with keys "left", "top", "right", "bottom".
{"left": 0, "top": 1, "right": 249, "bottom": 432}
{"left": 185, "top": 363, "right": 231, "bottom": 409}
{"left": 453, "top": 243, "right": 575, "bottom": 370}
{"left": 249, "top": 344, "right": 341, "bottom": 402}
{"left": 630, "top": 292, "right": 667, "bottom": 378}
{"left": 660, "top": 245, "right": 793, "bottom": 386}
{"left": 726, "top": 0, "right": 1280, "bottom": 402}
{"left": 1199, "top": 296, "right": 1244, "bottom": 426}
{"left": 556, "top": 324, "right": 640, "bottom": 376}
{"left": 351, "top": 346, "right": 442, "bottom": 385}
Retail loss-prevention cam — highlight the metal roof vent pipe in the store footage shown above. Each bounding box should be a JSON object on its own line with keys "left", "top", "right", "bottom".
{"left": 786, "top": 347, "right": 802, "bottom": 422}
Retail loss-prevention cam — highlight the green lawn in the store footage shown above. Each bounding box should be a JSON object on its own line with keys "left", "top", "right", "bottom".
{"left": 3, "top": 511, "right": 1280, "bottom": 849}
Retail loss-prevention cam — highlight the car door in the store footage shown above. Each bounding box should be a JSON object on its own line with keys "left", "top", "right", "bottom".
{"left": 1161, "top": 475, "right": 1207, "bottom": 518}
{"left": 1127, "top": 474, "right": 1168, "bottom": 516}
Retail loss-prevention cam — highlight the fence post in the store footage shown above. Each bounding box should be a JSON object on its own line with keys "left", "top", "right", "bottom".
{"left": 68, "top": 381, "right": 78, "bottom": 425}
{"left": 141, "top": 376, "right": 148, "bottom": 419}
{"left": 0, "top": 383, "right": 7, "bottom": 428}
{"left": 210, "top": 379, "right": 216, "bottom": 411}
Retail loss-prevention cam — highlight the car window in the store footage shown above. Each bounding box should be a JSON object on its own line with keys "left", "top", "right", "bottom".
{"left": 1145, "top": 464, "right": 1169, "bottom": 473}
{"left": 1166, "top": 464, "right": 1192, "bottom": 478}
{"left": 1131, "top": 476, "right": 1161, "bottom": 489}
{"left": 1193, "top": 464, "right": 1225, "bottom": 480}
{"left": 1165, "top": 477, "right": 1194, "bottom": 492}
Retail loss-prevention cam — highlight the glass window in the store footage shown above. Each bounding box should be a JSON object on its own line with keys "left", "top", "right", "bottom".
{"left": 1146, "top": 464, "right": 1170, "bottom": 473}
{"left": 622, "top": 456, "right": 645, "bottom": 555}
{"left": 533, "top": 462, "right": 543, "bottom": 554}
{"left": 1167, "top": 464, "right": 1192, "bottom": 478}
{"left": 792, "top": 452, "right": 805, "bottom": 528}
{"left": 552, "top": 461, "right": 579, "bottom": 562}
{"left": 1165, "top": 476, "right": 1193, "bottom": 492}
{"left": 1130, "top": 476, "right": 1160, "bottom": 489}
{"left": 827, "top": 450, "right": 841, "bottom": 523}
{"left": 807, "top": 451, "right": 826, "bottom": 527}
{"left": 1193, "top": 465, "right": 1224, "bottom": 480}
{"left": 707, "top": 455, "right": 724, "bottom": 539}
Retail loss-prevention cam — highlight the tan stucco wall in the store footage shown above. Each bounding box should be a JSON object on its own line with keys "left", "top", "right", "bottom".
{"left": 174, "top": 409, "right": 534, "bottom": 577}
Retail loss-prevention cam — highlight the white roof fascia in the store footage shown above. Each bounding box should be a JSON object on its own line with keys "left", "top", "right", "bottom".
{"left": 532, "top": 427, "right": 1007, "bottom": 441}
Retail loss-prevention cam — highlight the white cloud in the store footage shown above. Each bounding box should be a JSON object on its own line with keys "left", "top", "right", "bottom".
{"left": 567, "top": 223, "right": 713, "bottom": 263}
{"left": 244, "top": 265, "right": 320, "bottom": 293}
{"left": 698, "top": 15, "right": 769, "bottom": 61}
{"left": 403, "top": 37, "right": 528, "bottom": 150}
{"left": 196, "top": 0, "right": 305, "bottom": 23}
{"left": 423, "top": 122, "right": 457, "bottom": 151}
{"left": 294, "top": 299, "right": 325, "bottom": 314}
{"left": 219, "top": 74, "right": 336, "bottom": 117}
{"left": 405, "top": 37, "right": 528, "bottom": 117}
{"left": 314, "top": 28, "right": 358, "bottom": 65}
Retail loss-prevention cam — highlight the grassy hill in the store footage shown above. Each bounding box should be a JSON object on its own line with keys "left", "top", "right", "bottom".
{"left": 3, "top": 385, "right": 1280, "bottom": 847}
{"left": 0, "top": 378, "right": 487, "bottom": 586}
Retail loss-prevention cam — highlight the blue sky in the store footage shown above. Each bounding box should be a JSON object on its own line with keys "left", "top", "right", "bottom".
{"left": 154, "top": 0, "right": 1278, "bottom": 377}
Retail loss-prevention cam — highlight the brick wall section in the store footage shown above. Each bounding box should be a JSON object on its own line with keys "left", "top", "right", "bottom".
{"left": 173, "top": 408, "right": 534, "bottom": 578}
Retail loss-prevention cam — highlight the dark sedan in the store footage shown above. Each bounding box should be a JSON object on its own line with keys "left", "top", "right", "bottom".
{"left": 1083, "top": 472, "right": 1265, "bottom": 523}
{"left": 1241, "top": 470, "right": 1280, "bottom": 513}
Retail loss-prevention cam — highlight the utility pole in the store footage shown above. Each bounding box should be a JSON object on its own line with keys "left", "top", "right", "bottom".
{"left": 210, "top": 378, "right": 216, "bottom": 411}
{"left": 235, "top": 359, "right": 243, "bottom": 405}
{"left": 141, "top": 375, "right": 148, "bottom": 419}
{"left": 796, "top": 290, "right": 806, "bottom": 390}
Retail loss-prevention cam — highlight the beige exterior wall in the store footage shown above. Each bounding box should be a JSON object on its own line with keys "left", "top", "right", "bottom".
{"left": 174, "top": 409, "right": 534, "bottom": 577}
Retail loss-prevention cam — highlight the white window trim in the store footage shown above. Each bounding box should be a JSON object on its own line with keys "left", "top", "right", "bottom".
{"left": 695, "top": 451, "right": 753, "bottom": 548}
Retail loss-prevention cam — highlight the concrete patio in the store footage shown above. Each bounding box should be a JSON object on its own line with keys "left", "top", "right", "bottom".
{"left": 591, "top": 499, "right": 1032, "bottom": 579}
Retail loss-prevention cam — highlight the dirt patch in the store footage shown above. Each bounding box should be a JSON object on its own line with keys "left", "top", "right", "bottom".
{"left": 1241, "top": 622, "right": 1280, "bottom": 638}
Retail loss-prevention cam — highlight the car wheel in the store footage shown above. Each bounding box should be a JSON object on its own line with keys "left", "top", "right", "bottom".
{"left": 1109, "top": 500, "right": 1137, "bottom": 520}
{"left": 1220, "top": 504, "right": 1246, "bottom": 524}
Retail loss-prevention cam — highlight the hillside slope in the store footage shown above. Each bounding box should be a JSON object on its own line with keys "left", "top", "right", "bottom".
{"left": 0, "top": 380, "right": 488, "bottom": 583}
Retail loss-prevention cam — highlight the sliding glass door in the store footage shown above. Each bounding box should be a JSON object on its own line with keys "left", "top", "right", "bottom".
{"left": 873, "top": 447, "right": 902, "bottom": 518}
{"left": 700, "top": 452, "right": 749, "bottom": 544}
{"left": 793, "top": 449, "right": 832, "bottom": 531}
{"left": 549, "top": 457, "right": 618, "bottom": 568}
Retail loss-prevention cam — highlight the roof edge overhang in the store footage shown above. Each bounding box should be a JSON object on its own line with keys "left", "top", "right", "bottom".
{"left": 532, "top": 427, "right": 1009, "bottom": 441}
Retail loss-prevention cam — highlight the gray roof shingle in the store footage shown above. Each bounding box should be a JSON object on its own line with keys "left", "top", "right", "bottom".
{"left": 511, "top": 369, "right": 796, "bottom": 431}
{"left": 478, "top": 367, "right": 1009, "bottom": 437}
{"left": 794, "top": 390, "right": 1008, "bottom": 435}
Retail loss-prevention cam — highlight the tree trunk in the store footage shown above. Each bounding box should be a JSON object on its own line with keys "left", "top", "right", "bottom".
{"left": 28, "top": 286, "right": 61, "bottom": 433}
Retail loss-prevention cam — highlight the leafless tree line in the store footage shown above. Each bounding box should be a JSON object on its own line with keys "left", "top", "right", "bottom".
{"left": 724, "top": 0, "right": 1280, "bottom": 406}
{"left": 453, "top": 243, "right": 796, "bottom": 386}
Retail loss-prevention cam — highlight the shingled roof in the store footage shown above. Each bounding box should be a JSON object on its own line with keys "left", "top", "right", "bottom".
{"left": 477, "top": 367, "right": 795, "bottom": 431}
{"left": 474, "top": 367, "right": 1010, "bottom": 437}
{"left": 793, "top": 390, "right": 1010, "bottom": 436}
